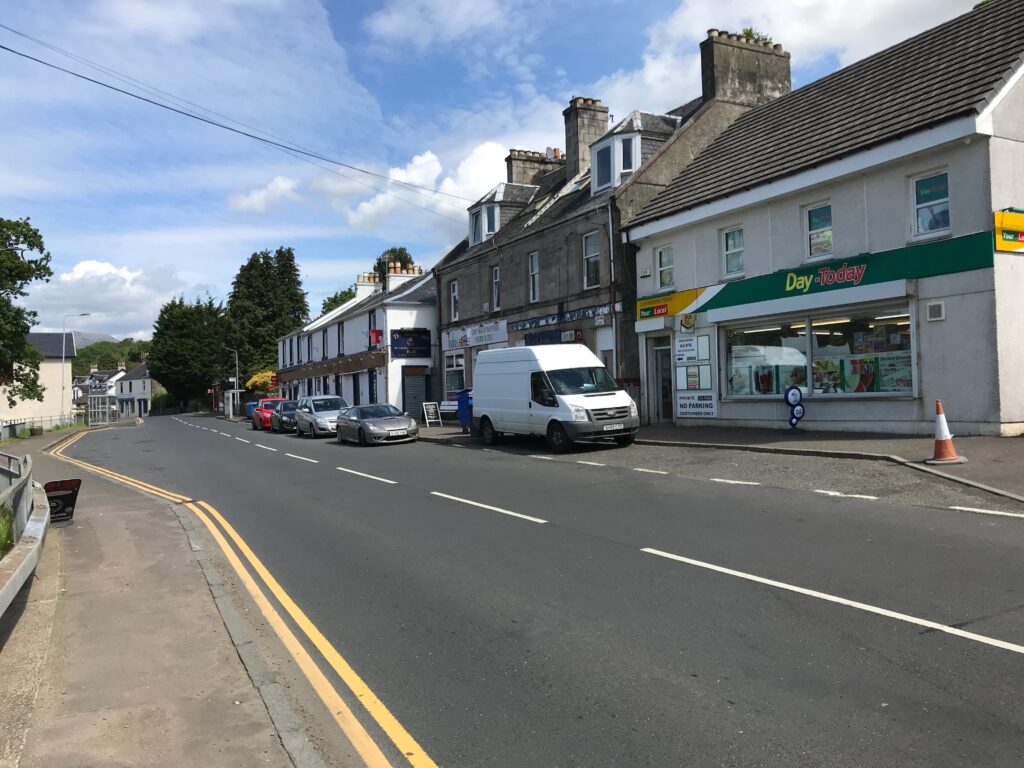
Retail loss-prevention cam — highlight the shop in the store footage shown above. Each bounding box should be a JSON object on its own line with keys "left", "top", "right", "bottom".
{"left": 441, "top": 319, "right": 508, "bottom": 401}
{"left": 635, "top": 232, "right": 999, "bottom": 434}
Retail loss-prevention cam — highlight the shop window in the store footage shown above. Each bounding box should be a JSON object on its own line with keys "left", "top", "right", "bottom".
{"left": 808, "top": 311, "right": 913, "bottom": 395}
{"left": 444, "top": 351, "right": 465, "bottom": 400}
{"left": 656, "top": 246, "right": 673, "bottom": 289}
{"left": 807, "top": 203, "right": 833, "bottom": 259}
{"left": 723, "top": 227, "right": 744, "bottom": 276}
{"left": 583, "top": 231, "right": 601, "bottom": 289}
{"left": 912, "top": 171, "right": 950, "bottom": 237}
{"left": 726, "top": 324, "right": 807, "bottom": 397}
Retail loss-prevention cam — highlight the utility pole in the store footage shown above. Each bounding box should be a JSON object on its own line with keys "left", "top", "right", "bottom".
{"left": 61, "top": 313, "right": 91, "bottom": 425}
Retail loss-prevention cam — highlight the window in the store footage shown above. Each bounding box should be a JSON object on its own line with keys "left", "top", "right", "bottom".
{"left": 530, "top": 372, "right": 555, "bottom": 407}
{"left": 322, "top": 329, "right": 328, "bottom": 359}
{"left": 289, "top": 337, "right": 294, "bottom": 366}
{"left": 485, "top": 205, "right": 497, "bottom": 237}
{"left": 807, "top": 203, "right": 833, "bottom": 259}
{"left": 323, "top": 376, "right": 330, "bottom": 394}
{"left": 621, "top": 138, "right": 634, "bottom": 173}
{"left": 528, "top": 251, "right": 540, "bottom": 303}
{"left": 471, "top": 210, "right": 482, "bottom": 244}
{"left": 656, "top": 246, "right": 673, "bottom": 289}
{"left": 913, "top": 171, "right": 950, "bottom": 237}
{"left": 583, "top": 232, "right": 601, "bottom": 289}
{"left": 449, "top": 279, "right": 459, "bottom": 321}
{"left": 128, "top": 381, "right": 133, "bottom": 393}
{"left": 306, "top": 335, "right": 312, "bottom": 361}
{"left": 337, "top": 322, "right": 344, "bottom": 356}
{"left": 445, "top": 352, "right": 465, "bottom": 399}
{"left": 723, "top": 227, "right": 744, "bottom": 276}
{"left": 491, "top": 265, "right": 501, "bottom": 311}
{"left": 595, "top": 145, "right": 612, "bottom": 188}
{"left": 297, "top": 337, "right": 303, "bottom": 364}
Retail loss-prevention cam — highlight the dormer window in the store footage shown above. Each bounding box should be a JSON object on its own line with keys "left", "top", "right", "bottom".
{"left": 591, "top": 133, "right": 640, "bottom": 193}
{"left": 470, "top": 204, "right": 499, "bottom": 244}
{"left": 596, "top": 146, "right": 612, "bottom": 188}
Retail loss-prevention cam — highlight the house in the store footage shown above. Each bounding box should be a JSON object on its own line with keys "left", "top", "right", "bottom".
{"left": 116, "top": 363, "right": 162, "bottom": 418}
{"left": 625, "top": 0, "right": 1024, "bottom": 435}
{"left": 0, "top": 332, "right": 77, "bottom": 427}
{"left": 432, "top": 32, "right": 791, "bottom": 404}
{"left": 278, "top": 263, "right": 438, "bottom": 416}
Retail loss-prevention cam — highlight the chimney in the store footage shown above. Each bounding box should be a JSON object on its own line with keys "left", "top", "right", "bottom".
{"left": 562, "top": 97, "right": 609, "bottom": 179}
{"left": 700, "top": 29, "right": 791, "bottom": 107}
{"left": 505, "top": 148, "right": 565, "bottom": 185}
{"left": 117, "top": 360, "right": 126, "bottom": 370}
{"left": 386, "top": 262, "right": 419, "bottom": 293}
{"left": 90, "top": 364, "right": 98, "bottom": 374}
{"left": 353, "top": 271, "right": 376, "bottom": 300}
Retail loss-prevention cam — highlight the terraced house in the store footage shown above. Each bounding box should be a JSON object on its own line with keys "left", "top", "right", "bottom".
{"left": 626, "top": 0, "right": 1024, "bottom": 434}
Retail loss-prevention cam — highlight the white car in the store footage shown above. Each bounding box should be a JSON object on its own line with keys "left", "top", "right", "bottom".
{"left": 294, "top": 395, "right": 348, "bottom": 438}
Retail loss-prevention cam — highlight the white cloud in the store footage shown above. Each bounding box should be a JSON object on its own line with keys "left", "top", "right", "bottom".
{"left": 89, "top": 0, "right": 210, "bottom": 44}
{"left": 364, "top": 0, "right": 504, "bottom": 51}
{"left": 345, "top": 151, "right": 445, "bottom": 229}
{"left": 229, "top": 176, "right": 300, "bottom": 213}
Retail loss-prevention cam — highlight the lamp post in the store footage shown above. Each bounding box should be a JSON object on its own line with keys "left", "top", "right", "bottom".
{"left": 224, "top": 345, "right": 239, "bottom": 418}
{"left": 61, "top": 313, "right": 91, "bottom": 425}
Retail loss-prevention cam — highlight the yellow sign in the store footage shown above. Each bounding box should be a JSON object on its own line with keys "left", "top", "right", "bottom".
{"left": 995, "top": 210, "right": 1024, "bottom": 252}
{"left": 637, "top": 287, "right": 705, "bottom": 319}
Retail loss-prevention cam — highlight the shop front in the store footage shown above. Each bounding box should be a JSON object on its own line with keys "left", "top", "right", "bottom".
{"left": 507, "top": 301, "right": 620, "bottom": 373}
{"left": 440, "top": 319, "right": 508, "bottom": 401}
{"left": 635, "top": 231, "right": 999, "bottom": 433}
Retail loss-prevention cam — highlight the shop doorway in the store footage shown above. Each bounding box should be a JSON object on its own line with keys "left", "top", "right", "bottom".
{"left": 402, "top": 367, "right": 428, "bottom": 418}
{"left": 649, "top": 335, "right": 673, "bottom": 422}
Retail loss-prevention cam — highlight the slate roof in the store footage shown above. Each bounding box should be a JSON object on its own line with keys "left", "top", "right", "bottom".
{"left": 122, "top": 363, "right": 149, "bottom": 381}
{"left": 386, "top": 272, "right": 437, "bottom": 305}
{"left": 471, "top": 182, "right": 538, "bottom": 208}
{"left": 26, "top": 332, "right": 76, "bottom": 359}
{"left": 601, "top": 110, "right": 681, "bottom": 140}
{"left": 632, "top": 0, "right": 1024, "bottom": 227}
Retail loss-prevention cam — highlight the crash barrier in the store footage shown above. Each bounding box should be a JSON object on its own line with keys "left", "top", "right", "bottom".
{"left": 0, "top": 451, "right": 34, "bottom": 542}
{"left": 0, "top": 451, "right": 49, "bottom": 619}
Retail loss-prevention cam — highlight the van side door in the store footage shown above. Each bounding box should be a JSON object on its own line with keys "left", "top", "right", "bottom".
{"left": 528, "top": 372, "right": 558, "bottom": 435}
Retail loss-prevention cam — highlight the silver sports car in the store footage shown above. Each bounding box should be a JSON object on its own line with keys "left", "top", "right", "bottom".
{"left": 336, "top": 404, "right": 419, "bottom": 445}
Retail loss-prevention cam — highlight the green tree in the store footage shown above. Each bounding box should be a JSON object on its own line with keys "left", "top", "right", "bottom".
{"left": 72, "top": 338, "right": 151, "bottom": 376}
{"left": 0, "top": 218, "right": 54, "bottom": 407}
{"left": 373, "top": 246, "right": 414, "bottom": 283}
{"left": 321, "top": 287, "right": 355, "bottom": 315}
{"left": 149, "top": 297, "right": 226, "bottom": 408}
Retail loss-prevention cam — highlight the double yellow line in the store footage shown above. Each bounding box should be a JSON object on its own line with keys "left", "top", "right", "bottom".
{"left": 50, "top": 429, "right": 437, "bottom": 768}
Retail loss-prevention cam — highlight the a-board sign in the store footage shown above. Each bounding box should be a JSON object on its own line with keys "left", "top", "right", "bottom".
{"left": 421, "top": 401, "right": 442, "bottom": 427}
{"left": 45, "top": 478, "right": 82, "bottom": 523}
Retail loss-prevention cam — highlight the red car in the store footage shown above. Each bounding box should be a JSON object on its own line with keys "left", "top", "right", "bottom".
{"left": 251, "top": 397, "right": 285, "bottom": 430}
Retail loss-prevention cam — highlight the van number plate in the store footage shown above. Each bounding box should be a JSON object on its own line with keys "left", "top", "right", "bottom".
{"left": 603, "top": 423, "right": 624, "bottom": 431}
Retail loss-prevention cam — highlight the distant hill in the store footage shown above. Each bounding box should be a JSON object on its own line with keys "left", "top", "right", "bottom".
{"left": 72, "top": 337, "right": 151, "bottom": 376}
{"left": 73, "top": 331, "right": 118, "bottom": 349}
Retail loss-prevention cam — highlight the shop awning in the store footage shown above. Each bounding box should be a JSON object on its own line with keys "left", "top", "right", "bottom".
{"left": 277, "top": 350, "right": 386, "bottom": 383}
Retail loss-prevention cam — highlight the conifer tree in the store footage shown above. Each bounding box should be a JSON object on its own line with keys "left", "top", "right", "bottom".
{"left": 149, "top": 297, "right": 226, "bottom": 408}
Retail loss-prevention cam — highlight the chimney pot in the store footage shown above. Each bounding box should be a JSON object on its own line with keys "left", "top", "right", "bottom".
{"left": 707, "top": 28, "right": 719, "bottom": 38}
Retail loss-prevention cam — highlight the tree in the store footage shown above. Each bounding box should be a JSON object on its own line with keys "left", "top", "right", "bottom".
{"left": 72, "top": 338, "right": 151, "bottom": 376}
{"left": 0, "top": 218, "right": 54, "bottom": 407}
{"left": 149, "top": 297, "right": 227, "bottom": 408}
{"left": 321, "top": 287, "right": 355, "bottom": 315}
{"left": 741, "top": 27, "right": 772, "bottom": 45}
{"left": 225, "top": 246, "right": 308, "bottom": 379}
{"left": 245, "top": 370, "right": 276, "bottom": 394}
{"left": 373, "top": 246, "right": 414, "bottom": 283}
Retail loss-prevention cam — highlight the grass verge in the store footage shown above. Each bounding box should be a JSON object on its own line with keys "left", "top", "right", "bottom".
{"left": 0, "top": 503, "right": 13, "bottom": 558}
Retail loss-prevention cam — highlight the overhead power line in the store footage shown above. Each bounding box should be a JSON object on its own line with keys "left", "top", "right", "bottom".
{"left": 0, "top": 30, "right": 476, "bottom": 211}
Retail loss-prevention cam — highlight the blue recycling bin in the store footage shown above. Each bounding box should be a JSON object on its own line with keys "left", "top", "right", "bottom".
{"left": 457, "top": 389, "right": 473, "bottom": 433}
{"left": 246, "top": 400, "right": 258, "bottom": 419}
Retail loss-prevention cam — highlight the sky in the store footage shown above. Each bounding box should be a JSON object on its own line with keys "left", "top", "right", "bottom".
{"left": 2, "top": 0, "right": 973, "bottom": 340}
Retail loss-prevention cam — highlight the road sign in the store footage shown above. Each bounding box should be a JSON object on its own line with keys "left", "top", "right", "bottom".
{"left": 45, "top": 478, "right": 82, "bottom": 523}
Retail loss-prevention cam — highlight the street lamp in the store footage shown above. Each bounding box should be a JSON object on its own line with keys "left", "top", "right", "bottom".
{"left": 224, "top": 345, "right": 239, "bottom": 418}
{"left": 61, "top": 313, "right": 91, "bottom": 425}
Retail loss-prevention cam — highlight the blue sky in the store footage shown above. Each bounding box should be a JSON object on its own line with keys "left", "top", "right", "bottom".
{"left": 1, "top": 0, "right": 972, "bottom": 339}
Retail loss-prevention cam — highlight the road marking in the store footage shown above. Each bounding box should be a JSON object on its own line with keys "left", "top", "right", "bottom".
{"left": 712, "top": 478, "right": 761, "bottom": 486}
{"left": 576, "top": 460, "right": 606, "bottom": 467}
{"left": 219, "top": 432, "right": 232, "bottom": 437}
{"left": 482, "top": 448, "right": 500, "bottom": 453}
{"left": 195, "top": 501, "right": 436, "bottom": 767}
{"left": 185, "top": 504, "right": 393, "bottom": 768}
{"left": 256, "top": 444, "right": 277, "bottom": 452}
{"left": 815, "top": 489, "right": 879, "bottom": 500}
{"left": 430, "top": 491, "right": 547, "bottom": 524}
{"left": 950, "top": 505, "right": 1024, "bottom": 519}
{"left": 235, "top": 438, "right": 250, "bottom": 443}
{"left": 642, "top": 547, "right": 1024, "bottom": 656}
{"left": 530, "top": 455, "right": 554, "bottom": 461}
{"left": 634, "top": 468, "right": 669, "bottom": 475}
{"left": 285, "top": 453, "right": 319, "bottom": 464}
{"left": 336, "top": 466, "right": 397, "bottom": 484}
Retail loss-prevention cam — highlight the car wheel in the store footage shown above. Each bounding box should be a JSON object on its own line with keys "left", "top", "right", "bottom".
{"left": 295, "top": 422, "right": 303, "bottom": 436}
{"left": 546, "top": 422, "right": 570, "bottom": 453}
{"left": 251, "top": 419, "right": 259, "bottom": 430}
{"left": 358, "top": 428, "right": 367, "bottom": 446}
{"left": 310, "top": 422, "right": 317, "bottom": 439}
{"left": 614, "top": 434, "right": 635, "bottom": 448}
{"left": 480, "top": 417, "right": 498, "bottom": 446}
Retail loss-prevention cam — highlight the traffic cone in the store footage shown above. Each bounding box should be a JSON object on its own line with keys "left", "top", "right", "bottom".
{"left": 925, "top": 399, "right": 967, "bottom": 464}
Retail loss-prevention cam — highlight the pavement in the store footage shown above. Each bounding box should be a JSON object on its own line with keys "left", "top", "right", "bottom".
{"left": 0, "top": 429, "right": 346, "bottom": 768}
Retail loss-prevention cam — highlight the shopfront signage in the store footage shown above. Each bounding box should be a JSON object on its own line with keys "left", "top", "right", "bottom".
{"left": 45, "top": 478, "right": 82, "bottom": 523}
{"left": 677, "top": 392, "right": 717, "bottom": 418}
{"left": 785, "top": 263, "right": 866, "bottom": 294}
{"left": 995, "top": 210, "right": 1024, "bottom": 252}
{"left": 442, "top": 319, "right": 508, "bottom": 350}
{"left": 637, "top": 287, "right": 704, "bottom": 319}
{"left": 507, "top": 303, "right": 621, "bottom": 333}
{"left": 390, "top": 328, "right": 432, "bottom": 358}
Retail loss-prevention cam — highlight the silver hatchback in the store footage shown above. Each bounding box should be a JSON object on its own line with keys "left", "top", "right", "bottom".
{"left": 295, "top": 396, "right": 348, "bottom": 438}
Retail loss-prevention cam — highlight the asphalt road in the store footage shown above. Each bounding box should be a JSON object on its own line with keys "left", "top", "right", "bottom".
{"left": 65, "top": 416, "right": 1024, "bottom": 767}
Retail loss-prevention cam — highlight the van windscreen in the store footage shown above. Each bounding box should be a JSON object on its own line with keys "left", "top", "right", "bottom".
{"left": 547, "top": 367, "right": 618, "bottom": 395}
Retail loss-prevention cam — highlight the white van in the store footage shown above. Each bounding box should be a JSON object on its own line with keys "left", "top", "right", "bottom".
{"left": 472, "top": 344, "right": 639, "bottom": 452}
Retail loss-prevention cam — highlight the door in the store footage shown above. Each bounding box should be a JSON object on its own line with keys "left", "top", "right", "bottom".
{"left": 528, "top": 371, "right": 557, "bottom": 435}
{"left": 368, "top": 369, "right": 377, "bottom": 404}
{"left": 655, "top": 348, "right": 674, "bottom": 422}
{"left": 403, "top": 368, "right": 426, "bottom": 419}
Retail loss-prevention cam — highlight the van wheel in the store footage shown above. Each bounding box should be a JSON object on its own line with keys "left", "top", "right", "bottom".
{"left": 614, "top": 434, "right": 635, "bottom": 447}
{"left": 546, "top": 422, "right": 570, "bottom": 453}
{"left": 480, "top": 418, "right": 498, "bottom": 446}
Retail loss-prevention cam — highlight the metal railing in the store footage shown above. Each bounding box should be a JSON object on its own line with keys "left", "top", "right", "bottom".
{"left": 0, "top": 450, "right": 34, "bottom": 542}
{"left": 0, "top": 412, "right": 86, "bottom": 439}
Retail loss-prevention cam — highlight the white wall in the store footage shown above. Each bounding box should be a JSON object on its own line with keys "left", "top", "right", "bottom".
{"left": 384, "top": 304, "right": 437, "bottom": 408}
{"left": 0, "top": 359, "right": 73, "bottom": 423}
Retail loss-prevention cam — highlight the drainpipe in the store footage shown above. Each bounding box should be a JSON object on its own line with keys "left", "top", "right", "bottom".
{"left": 606, "top": 202, "right": 618, "bottom": 379}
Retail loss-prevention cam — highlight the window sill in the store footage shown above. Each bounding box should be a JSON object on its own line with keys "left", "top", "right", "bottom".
{"left": 583, "top": 284, "right": 602, "bottom": 291}
{"left": 805, "top": 253, "right": 834, "bottom": 263}
{"left": 908, "top": 230, "right": 952, "bottom": 246}
{"left": 721, "top": 272, "right": 745, "bottom": 282}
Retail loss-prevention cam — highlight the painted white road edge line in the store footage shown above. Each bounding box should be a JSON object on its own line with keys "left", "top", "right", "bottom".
{"left": 577, "top": 461, "right": 606, "bottom": 467}
{"left": 712, "top": 478, "right": 761, "bottom": 486}
{"left": 949, "top": 505, "right": 1024, "bottom": 519}
{"left": 336, "top": 466, "right": 397, "bottom": 485}
{"left": 430, "top": 492, "right": 547, "bottom": 525}
{"left": 256, "top": 444, "right": 277, "bottom": 452}
{"left": 634, "top": 468, "right": 668, "bottom": 475}
{"left": 235, "top": 438, "right": 251, "bottom": 443}
{"left": 285, "top": 453, "right": 319, "bottom": 464}
{"left": 814, "top": 489, "right": 879, "bottom": 500}
{"left": 642, "top": 547, "right": 1024, "bottom": 656}
{"left": 530, "top": 455, "right": 554, "bottom": 461}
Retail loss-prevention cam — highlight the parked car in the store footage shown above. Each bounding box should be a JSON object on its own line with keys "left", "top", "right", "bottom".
{"left": 269, "top": 400, "right": 298, "bottom": 432}
{"left": 251, "top": 397, "right": 286, "bottom": 430}
{"left": 337, "top": 404, "right": 419, "bottom": 446}
{"left": 295, "top": 395, "right": 348, "bottom": 438}
{"left": 472, "top": 344, "right": 639, "bottom": 452}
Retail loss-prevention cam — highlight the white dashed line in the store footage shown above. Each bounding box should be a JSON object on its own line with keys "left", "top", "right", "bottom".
{"left": 482, "top": 448, "right": 500, "bottom": 453}
{"left": 642, "top": 547, "right": 1024, "bottom": 656}
{"left": 576, "top": 460, "right": 606, "bottom": 467}
{"left": 633, "top": 468, "right": 669, "bottom": 475}
{"left": 949, "top": 505, "right": 1024, "bottom": 519}
{"left": 219, "top": 432, "right": 232, "bottom": 437}
{"left": 336, "top": 466, "right": 397, "bottom": 484}
{"left": 814, "top": 489, "right": 879, "bottom": 500}
{"left": 285, "top": 453, "right": 319, "bottom": 464}
{"left": 235, "top": 438, "right": 251, "bottom": 443}
{"left": 712, "top": 478, "right": 761, "bottom": 486}
{"left": 430, "top": 492, "right": 547, "bottom": 524}
{"left": 256, "top": 444, "right": 277, "bottom": 452}
{"left": 530, "top": 455, "right": 554, "bottom": 461}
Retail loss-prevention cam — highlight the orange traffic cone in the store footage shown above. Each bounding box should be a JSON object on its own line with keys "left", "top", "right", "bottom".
{"left": 925, "top": 399, "right": 967, "bottom": 464}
